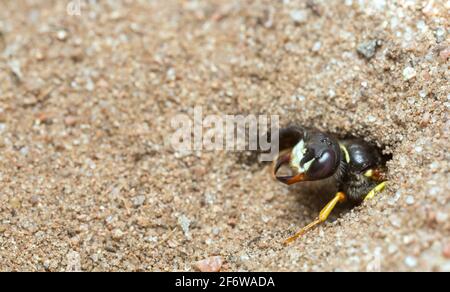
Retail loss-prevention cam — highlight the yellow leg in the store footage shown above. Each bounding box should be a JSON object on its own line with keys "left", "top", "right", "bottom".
{"left": 284, "top": 192, "right": 346, "bottom": 245}
{"left": 364, "top": 181, "right": 387, "bottom": 200}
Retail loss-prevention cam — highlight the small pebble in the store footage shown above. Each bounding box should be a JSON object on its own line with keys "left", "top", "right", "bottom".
{"left": 136, "top": 216, "right": 149, "bottom": 227}
{"left": 434, "top": 27, "right": 446, "bottom": 43}
{"left": 145, "top": 236, "right": 158, "bottom": 243}
{"left": 178, "top": 214, "right": 191, "bottom": 239}
{"left": 86, "top": 78, "right": 95, "bottom": 91}
{"left": 405, "top": 196, "right": 415, "bottom": 205}
{"left": 204, "top": 192, "right": 216, "bottom": 205}
{"left": 419, "top": 90, "right": 427, "bottom": 98}
{"left": 289, "top": 10, "right": 308, "bottom": 24}
{"left": 416, "top": 20, "right": 427, "bottom": 33}
{"left": 435, "top": 212, "right": 448, "bottom": 224}
{"left": 389, "top": 215, "right": 401, "bottom": 228}
{"left": 193, "top": 166, "right": 207, "bottom": 177}
{"left": 388, "top": 191, "right": 402, "bottom": 206}
{"left": 357, "top": 40, "right": 380, "bottom": 59}
{"left": 112, "top": 229, "right": 124, "bottom": 241}
{"left": 131, "top": 195, "right": 146, "bottom": 207}
{"left": 8, "top": 60, "right": 22, "bottom": 80}
{"left": 20, "top": 146, "right": 29, "bottom": 156}
{"left": 443, "top": 243, "right": 450, "bottom": 259}
{"left": 403, "top": 66, "right": 416, "bottom": 81}
{"left": 212, "top": 227, "right": 220, "bottom": 235}
{"left": 166, "top": 68, "right": 176, "bottom": 81}
{"left": 240, "top": 253, "right": 250, "bottom": 262}
{"left": 403, "top": 235, "right": 414, "bottom": 245}
{"left": 439, "top": 47, "right": 450, "bottom": 61}
{"left": 291, "top": 94, "right": 305, "bottom": 102}
{"left": 9, "top": 197, "right": 21, "bottom": 209}
{"left": 104, "top": 245, "right": 117, "bottom": 253}
{"left": 404, "top": 256, "right": 418, "bottom": 268}
{"left": 388, "top": 244, "right": 398, "bottom": 254}
{"left": 367, "top": 115, "right": 376, "bottom": 123}
{"left": 57, "top": 29, "right": 68, "bottom": 41}
{"left": 64, "top": 116, "right": 78, "bottom": 127}
{"left": 194, "top": 256, "right": 223, "bottom": 272}
{"left": 312, "top": 41, "right": 321, "bottom": 52}
{"left": 29, "top": 195, "right": 40, "bottom": 206}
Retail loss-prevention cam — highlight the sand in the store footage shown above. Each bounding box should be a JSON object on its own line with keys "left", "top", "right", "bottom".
{"left": 0, "top": 0, "right": 448, "bottom": 271}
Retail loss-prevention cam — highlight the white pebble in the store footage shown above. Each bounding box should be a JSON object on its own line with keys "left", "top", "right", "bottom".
{"left": 178, "top": 214, "right": 191, "bottom": 239}
{"left": 435, "top": 212, "right": 448, "bottom": 223}
{"left": 404, "top": 256, "right": 418, "bottom": 268}
{"left": 20, "top": 146, "right": 29, "bottom": 156}
{"left": 367, "top": 115, "right": 376, "bottom": 123}
{"left": 403, "top": 66, "right": 416, "bottom": 81}
{"left": 57, "top": 29, "right": 68, "bottom": 41}
{"left": 435, "top": 27, "right": 446, "bottom": 42}
{"left": 8, "top": 60, "right": 22, "bottom": 79}
{"left": 405, "top": 196, "right": 415, "bottom": 205}
{"left": 86, "top": 78, "right": 95, "bottom": 91}
{"left": 204, "top": 192, "right": 216, "bottom": 205}
{"left": 166, "top": 68, "right": 176, "bottom": 81}
{"left": 429, "top": 162, "right": 439, "bottom": 170}
{"left": 388, "top": 244, "right": 398, "bottom": 254}
{"left": 291, "top": 94, "right": 305, "bottom": 102}
{"left": 328, "top": 89, "right": 336, "bottom": 98}
{"left": 112, "top": 228, "right": 124, "bottom": 240}
{"left": 132, "top": 195, "right": 146, "bottom": 207}
{"left": 429, "top": 187, "right": 440, "bottom": 196}
{"left": 419, "top": 90, "right": 427, "bottom": 98}
{"left": 289, "top": 10, "right": 308, "bottom": 24}
{"left": 145, "top": 236, "right": 158, "bottom": 243}
{"left": 240, "top": 253, "right": 250, "bottom": 261}
{"left": 389, "top": 215, "right": 401, "bottom": 228}
{"left": 416, "top": 20, "right": 427, "bottom": 33}
{"left": 312, "top": 41, "right": 321, "bottom": 52}
{"left": 403, "top": 235, "right": 414, "bottom": 245}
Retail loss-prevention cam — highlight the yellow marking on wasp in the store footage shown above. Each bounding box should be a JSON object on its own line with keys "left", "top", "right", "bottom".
{"left": 364, "top": 181, "right": 387, "bottom": 200}
{"left": 364, "top": 169, "right": 374, "bottom": 177}
{"left": 339, "top": 144, "right": 351, "bottom": 163}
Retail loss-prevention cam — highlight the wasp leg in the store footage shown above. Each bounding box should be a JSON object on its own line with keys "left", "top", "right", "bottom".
{"left": 284, "top": 192, "right": 347, "bottom": 245}
{"left": 364, "top": 181, "right": 387, "bottom": 200}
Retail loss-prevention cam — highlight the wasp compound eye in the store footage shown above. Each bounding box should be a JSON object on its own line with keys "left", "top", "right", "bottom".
{"left": 305, "top": 149, "right": 337, "bottom": 180}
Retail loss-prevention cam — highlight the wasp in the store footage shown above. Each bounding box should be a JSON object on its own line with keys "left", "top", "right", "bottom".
{"left": 272, "top": 126, "right": 388, "bottom": 244}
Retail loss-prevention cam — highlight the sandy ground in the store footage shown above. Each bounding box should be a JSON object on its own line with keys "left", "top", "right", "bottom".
{"left": 0, "top": 0, "right": 448, "bottom": 272}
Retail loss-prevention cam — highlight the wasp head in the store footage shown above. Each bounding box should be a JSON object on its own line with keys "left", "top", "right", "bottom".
{"left": 273, "top": 129, "right": 341, "bottom": 185}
